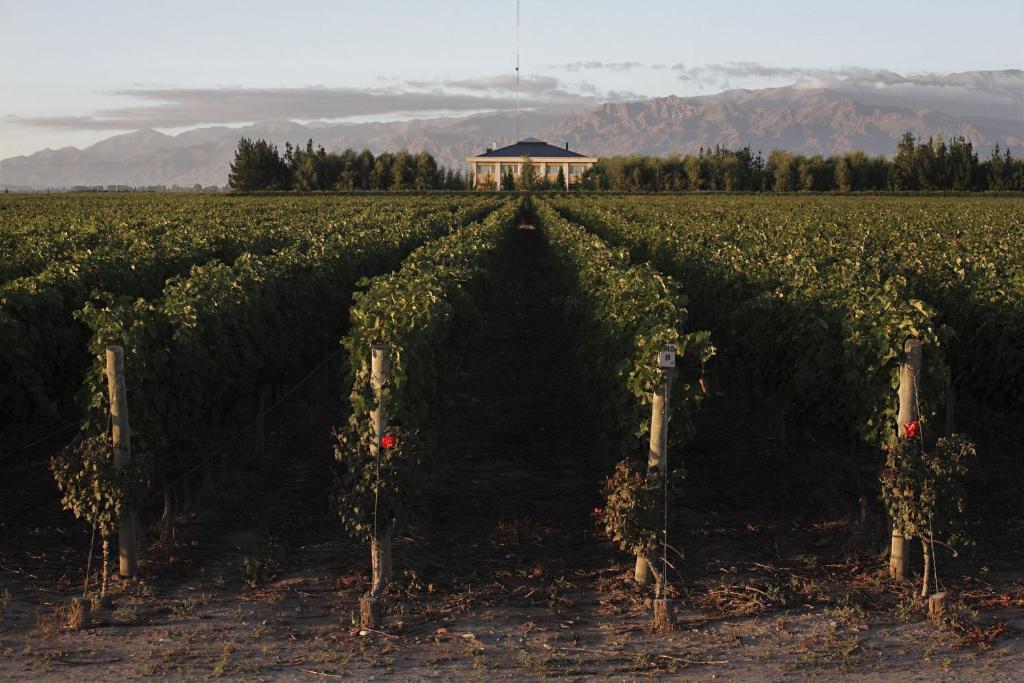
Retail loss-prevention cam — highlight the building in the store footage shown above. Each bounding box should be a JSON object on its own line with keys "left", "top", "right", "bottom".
{"left": 466, "top": 138, "right": 597, "bottom": 190}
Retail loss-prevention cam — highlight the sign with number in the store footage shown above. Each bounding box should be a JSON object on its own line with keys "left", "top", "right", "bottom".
{"left": 658, "top": 344, "right": 676, "bottom": 368}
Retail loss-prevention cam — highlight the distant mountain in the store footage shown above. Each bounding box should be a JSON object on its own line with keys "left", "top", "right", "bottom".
{"left": 2, "top": 70, "right": 1021, "bottom": 189}
{"left": 544, "top": 83, "right": 1023, "bottom": 159}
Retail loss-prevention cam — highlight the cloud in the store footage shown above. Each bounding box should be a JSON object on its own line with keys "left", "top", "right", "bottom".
{"left": 672, "top": 62, "right": 872, "bottom": 85}
{"left": 672, "top": 63, "right": 1023, "bottom": 122}
{"left": 550, "top": 61, "right": 644, "bottom": 72}
{"left": 672, "top": 62, "right": 1023, "bottom": 96}
{"left": 406, "top": 74, "right": 569, "bottom": 95}
{"left": 11, "top": 77, "right": 608, "bottom": 130}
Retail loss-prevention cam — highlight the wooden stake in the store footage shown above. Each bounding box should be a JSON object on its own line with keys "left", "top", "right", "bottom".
{"left": 360, "top": 344, "right": 392, "bottom": 631}
{"left": 928, "top": 591, "right": 947, "bottom": 619}
{"left": 889, "top": 339, "right": 922, "bottom": 580}
{"left": 105, "top": 345, "right": 137, "bottom": 578}
{"left": 359, "top": 595, "right": 382, "bottom": 629}
{"left": 370, "top": 344, "right": 392, "bottom": 590}
{"left": 653, "top": 598, "right": 675, "bottom": 632}
{"left": 65, "top": 598, "right": 89, "bottom": 631}
{"left": 636, "top": 369, "right": 673, "bottom": 585}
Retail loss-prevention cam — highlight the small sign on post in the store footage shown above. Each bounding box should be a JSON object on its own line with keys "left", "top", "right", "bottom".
{"left": 658, "top": 344, "right": 677, "bottom": 369}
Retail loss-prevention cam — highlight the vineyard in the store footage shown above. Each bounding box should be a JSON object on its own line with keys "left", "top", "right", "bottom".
{"left": 2, "top": 192, "right": 1024, "bottom": 677}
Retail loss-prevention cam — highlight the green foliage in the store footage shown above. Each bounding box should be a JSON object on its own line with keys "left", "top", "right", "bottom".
{"left": 232, "top": 137, "right": 463, "bottom": 192}
{"left": 336, "top": 201, "right": 517, "bottom": 541}
{"left": 597, "top": 460, "right": 684, "bottom": 558}
{"left": 573, "top": 136, "right": 1023, "bottom": 192}
{"left": 0, "top": 192, "right": 333, "bottom": 431}
{"left": 49, "top": 435, "right": 152, "bottom": 539}
{"left": 881, "top": 430, "right": 976, "bottom": 549}
{"left": 64, "top": 197, "right": 498, "bottom": 502}
{"left": 548, "top": 196, "right": 969, "bottom": 448}
{"left": 334, "top": 424, "right": 421, "bottom": 540}
{"left": 228, "top": 138, "right": 290, "bottom": 191}
{"left": 241, "top": 544, "right": 283, "bottom": 587}
{"left": 535, "top": 200, "right": 712, "bottom": 559}
{"left": 519, "top": 155, "right": 539, "bottom": 190}
{"left": 536, "top": 200, "right": 712, "bottom": 451}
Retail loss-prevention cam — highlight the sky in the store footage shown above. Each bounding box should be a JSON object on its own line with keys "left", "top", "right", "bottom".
{"left": 1, "top": 0, "right": 1022, "bottom": 158}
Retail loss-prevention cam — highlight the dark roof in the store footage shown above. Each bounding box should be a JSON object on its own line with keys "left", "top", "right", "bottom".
{"left": 476, "top": 138, "right": 588, "bottom": 158}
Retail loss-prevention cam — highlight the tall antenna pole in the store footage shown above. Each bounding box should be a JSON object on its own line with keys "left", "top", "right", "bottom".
{"left": 515, "top": 0, "right": 520, "bottom": 141}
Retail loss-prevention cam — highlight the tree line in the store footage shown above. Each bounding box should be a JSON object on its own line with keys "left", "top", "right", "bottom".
{"left": 228, "top": 138, "right": 467, "bottom": 191}
{"left": 229, "top": 133, "right": 1024, "bottom": 193}
{"left": 579, "top": 133, "right": 1024, "bottom": 192}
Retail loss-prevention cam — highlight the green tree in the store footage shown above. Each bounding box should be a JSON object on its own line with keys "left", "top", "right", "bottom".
{"left": 682, "top": 154, "right": 704, "bottom": 190}
{"left": 372, "top": 152, "right": 394, "bottom": 190}
{"left": 390, "top": 151, "right": 413, "bottom": 190}
{"left": 519, "top": 155, "right": 539, "bottom": 190}
{"left": 413, "top": 151, "right": 438, "bottom": 190}
{"left": 834, "top": 156, "right": 852, "bottom": 192}
{"left": 501, "top": 165, "right": 516, "bottom": 191}
{"left": 228, "top": 138, "right": 290, "bottom": 191}
{"left": 355, "top": 149, "right": 375, "bottom": 190}
{"left": 986, "top": 144, "right": 1006, "bottom": 191}
{"left": 892, "top": 131, "right": 919, "bottom": 190}
{"left": 948, "top": 137, "right": 977, "bottom": 191}
{"left": 767, "top": 150, "right": 795, "bottom": 192}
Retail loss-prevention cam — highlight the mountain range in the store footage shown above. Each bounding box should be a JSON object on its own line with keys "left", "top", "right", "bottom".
{"left": 2, "top": 70, "right": 1021, "bottom": 189}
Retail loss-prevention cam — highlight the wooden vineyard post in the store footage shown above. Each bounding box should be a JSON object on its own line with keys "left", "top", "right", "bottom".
{"left": 634, "top": 374, "right": 667, "bottom": 585}
{"left": 105, "top": 345, "right": 137, "bottom": 578}
{"left": 370, "top": 344, "right": 393, "bottom": 585}
{"left": 636, "top": 347, "right": 675, "bottom": 587}
{"left": 652, "top": 346, "right": 678, "bottom": 631}
{"left": 928, "top": 591, "right": 947, "bottom": 619}
{"left": 360, "top": 343, "right": 391, "bottom": 630}
{"left": 889, "top": 339, "right": 922, "bottom": 580}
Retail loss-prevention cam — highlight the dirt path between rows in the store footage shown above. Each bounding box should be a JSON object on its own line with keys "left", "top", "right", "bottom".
{"left": 2, "top": 224, "right": 1023, "bottom": 680}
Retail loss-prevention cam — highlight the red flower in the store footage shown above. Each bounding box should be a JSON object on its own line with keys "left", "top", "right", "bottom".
{"left": 903, "top": 420, "right": 920, "bottom": 439}
{"left": 593, "top": 507, "right": 602, "bottom": 515}
{"left": 381, "top": 434, "right": 398, "bottom": 450}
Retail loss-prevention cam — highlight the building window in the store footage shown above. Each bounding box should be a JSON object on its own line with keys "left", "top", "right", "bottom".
{"left": 500, "top": 164, "right": 521, "bottom": 175}
{"left": 545, "top": 165, "right": 561, "bottom": 176}
{"left": 569, "top": 164, "right": 588, "bottom": 175}
{"left": 476, "top": 164, "right": 495, "bottom": 175}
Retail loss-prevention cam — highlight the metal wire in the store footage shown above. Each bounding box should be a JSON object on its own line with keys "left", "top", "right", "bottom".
{"left": 0, "top": 421, "right": 78, "bottom": 463}
{"left": 165, "top": 346, "right": 345, "bottom": 492}
{"left": 911, "top": 350, "right": 942, "bottom": 595}
{"left": 661, "top": 369, "right": 670, "bottom": 599}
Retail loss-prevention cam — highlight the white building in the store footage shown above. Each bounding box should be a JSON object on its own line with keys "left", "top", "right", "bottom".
{"left": 466, "top": 138, "right": 597, "bottom": 190}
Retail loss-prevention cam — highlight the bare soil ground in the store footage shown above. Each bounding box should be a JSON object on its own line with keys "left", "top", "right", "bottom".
{"left": 2, "top": 225, "right": 1023, "bottom": 680}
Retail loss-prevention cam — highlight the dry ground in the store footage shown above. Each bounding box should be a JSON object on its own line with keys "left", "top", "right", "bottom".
{"left": 2, "top": 226, "right": 1023, "bottom": 680}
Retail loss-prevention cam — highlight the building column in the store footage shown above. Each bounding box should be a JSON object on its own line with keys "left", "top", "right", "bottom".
{"left": 496, "top": 163, "right": 501, "bottom": 191}
{"left": 563, "top": 163, "right": 570, "bottom": 189}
